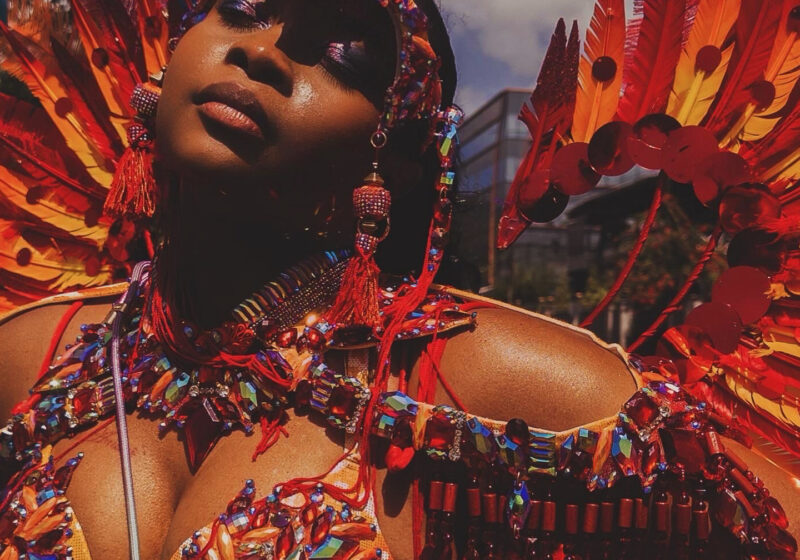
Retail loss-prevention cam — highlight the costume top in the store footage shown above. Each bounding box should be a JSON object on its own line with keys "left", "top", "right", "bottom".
{"left": 0, "top": 253, "right": 796, "bottom": 560}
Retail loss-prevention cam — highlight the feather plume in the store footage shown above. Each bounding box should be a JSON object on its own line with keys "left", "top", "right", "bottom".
{"left": 616, "top": 0, "right": 688, "bottom": 122}
{"left": 0, "top": 92, "right": 106, "bottom": 197}
{"left": 0, "top": 22, "right": 115, "bottom": 185}
{"left": 667, "top": 0, "right": 741, "bottom": 125}
{"left": 69, "top": 0, "right": 140, "bottom": 109}
{"left": 497, "top": 20, "right": 579, "bottom": 249}
{"left": 571, "top": 0, "right": 626, "bottom": 143}
{"left": 738, "top": 0, "right": 800, "bottom": 142}
{"left": 704, "top": 0, "right": 782, "bottom": 138}
{"left": 740, "top": 81, "right": 800, "bottom": 182}
{"left": 0, "top": 174, "right": 107, "bottom": 245}
{"left": 0, "top": 219, "right": 111, "bottom": 288}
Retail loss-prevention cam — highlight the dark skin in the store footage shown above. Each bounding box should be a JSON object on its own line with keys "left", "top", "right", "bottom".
{"left": 1, "top": 2, "right": 798, "bottom": 559}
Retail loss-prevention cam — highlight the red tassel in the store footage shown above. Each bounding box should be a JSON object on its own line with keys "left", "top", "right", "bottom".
{"left": 326, "top": 247, "right": 382, "bottom": 331}
{"left": 104, "top": 139, "right": 157, "bottom": 219}
{"left": 327, "top": 174, "right": 391, "bottom": 336}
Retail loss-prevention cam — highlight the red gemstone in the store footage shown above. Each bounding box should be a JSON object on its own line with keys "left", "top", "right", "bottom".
{"left": 505, "top": 418, "right": 530, "bottom": 447}
{"left": 386, "top": 444, "right": 415, "bottom": 472}
{"left": 425, "top": 414, "right": 455, "bottom": 450}
{"left": 764, "top": 495, "right": 789, "bottom": 529}
{"left": 328, "top": 385, "right": 357, "bottom": 418}
{"left": 295, "top": 380, "right": 312, "bottom": 408}
{"left": 311, "top": 511, "right": 332, "bottom": 545}
{"left": 275, "top": 525, "right": 296, "bottom": 558}
{"left": 625, "top": 392, "right": 659, "bottom": 426}
{"left": 71, "top": 388, "right": 93, "bottom": 417}
{"left": 197, "top": 366, "right": 217, "bottom": 384}
{"left": 765, "top": 523, "right": 798, "bottom": 555}
{"left": 305, "top": 328, "right": 325, "bottom": 352}
{"left": 277, "top": 328, "right": 298, "bottom": 348}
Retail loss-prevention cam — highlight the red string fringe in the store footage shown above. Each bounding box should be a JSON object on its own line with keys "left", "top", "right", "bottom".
{"left": 252, "top": 414, "right": 289, "bottom": 461}
{"left": 104, "top": 143, "right": 158, "bottom": 219}
{"left": 326, "top": 248, "right": 381, "bottom": 331}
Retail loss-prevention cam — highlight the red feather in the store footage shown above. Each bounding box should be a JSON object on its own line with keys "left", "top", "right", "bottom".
{"left": 0, "top": 93, "right": 106, "bottom": 198}
{"left": 616, "top": 0, "right": 689, "bottom": 122}
{"left": 49, "top": 37, "right": 125, "bottom": 157}
{"left": 497, "top": 20, "right": 579, "bottom": 250}
{"left": 704, "top": 0, "right": 782, "bottom": 135}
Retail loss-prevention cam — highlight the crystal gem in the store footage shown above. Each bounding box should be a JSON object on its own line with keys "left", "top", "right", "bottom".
{"left": 164, "top": 372, "right": 190, "bottom": 406}
{"left": 467, "top": 417, "right": 498, "bottom": 458}
{"left": 624, "top": 392, "right": 659, "bottom": 426}
{"left": 277, "top": 328, "right": 298, "bottom": 348}
{"left": 328, "top": 385, "right": 357, "bottom": 418}
{"left": 611, "top": 428, "right": 638, "bottom": 477}
{"left": 71, "top": 387, "right": 93, "bottom": 417}
{"left": 424, "top": 411, "right": 455, "bottom": 452}
{"left": 295, "top": 380, "right": 312, "bottom": 409}
{"left": 506, "top": 480, "right": 532, "bottom": 530}
{"left": 497, "top": 435, "right": 526, "bottom": 469}
{"left": 764, "top": 523, "right": 799, "bottom": 555}
{"left": 765, "top": 495, "right": 789, "bottom": 529}
{"left": 310, "top": 536, "right": 356, "bottom": 559}
{"left": 311, "top": 511, "right": 332, "bottom": 545}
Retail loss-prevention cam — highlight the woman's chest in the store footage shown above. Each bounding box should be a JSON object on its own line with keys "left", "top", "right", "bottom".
{"left": 53, "top": 412, "right": 350, "bottom": 559}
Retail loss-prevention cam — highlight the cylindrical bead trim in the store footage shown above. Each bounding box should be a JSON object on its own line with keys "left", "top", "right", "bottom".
{"left": 600, "top": 502, "right": 614, "bottom": 533}
{"left": 654, "top": 501, "right": 670, "bottom": 532}
{"left": 542, "top": 501, "right": 556, "bottom": 532}
{"left": 527, "top": 500, "right": 543, "bottom": 530}
{"left": 675, "top": 502, "right": 692, "bottom": 535}
{"left": 705, "top": 430, "right": 724, "bottom": 456}
{"left": 483, "top": 493, "right": 498, "bottom": 524}
{"left": 443, "top": 483, "right": 457, "bottom": 513}
{"left": 634, "top": 498, "right": 648, "bottom": 530}
{"left": 618, "top": 498, "right": 633, "bottom": 528}
{"left": 466, "top": 488, "right": 481, "bottom": 517}
{"left": 734, "top": 490, "right": 758, "bottom": 519}
{"left": 694, "top": 503, "right": 711, "bottom": 540}
{"left": 730, "top": 468, "right": 756, "bottom": 496}
{"left": 565, "top": 504, "right": 580, "bottom": 535}
{"left": 497, "top": 496, "right": 507, "bottom": 526}
{"left": 724, "top": 448, "right": 749, "bottom": 474}
{"left": 429, "top": 481, "right": 444, "bottom": 511}
{"left": 583, "top": 503, "right": 599, "bottom": 534}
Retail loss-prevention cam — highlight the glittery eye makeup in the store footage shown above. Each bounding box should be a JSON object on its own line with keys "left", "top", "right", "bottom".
{"left": 216, "top": 0, "right": 273, "bottom": 30}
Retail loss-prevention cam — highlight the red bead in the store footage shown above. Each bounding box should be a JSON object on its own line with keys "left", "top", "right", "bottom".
{"left": 385, "top": 444, "right": 415, "bottom": 472}
{"left": 624, "top": 392, "right": 659, "bottom": 426}
{"left": 424, "top": 414, "right": 455, "bottom": 451}
{"left": 328, "top": 385, "right": 357, "bottom": 418}
{"left": 71, "top": 388, "right": 93, "bottom": 417}
{"left": 277, "top": 328, "right": 297, "bottom": 348}
{"left": 294, "top": 380, "right": 312, "bottom": 408}
{"left": 765, "top": 495, "right": 789, "bottom": 529}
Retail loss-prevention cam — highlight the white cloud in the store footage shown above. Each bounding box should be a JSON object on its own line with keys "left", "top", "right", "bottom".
{"left": 440, "top": 0, "right": 596, "bottom": 76}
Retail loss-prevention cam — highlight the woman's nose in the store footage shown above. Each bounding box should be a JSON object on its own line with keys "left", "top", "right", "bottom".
{"left": 225, "top": 26, "right": 294, "bottom": 97}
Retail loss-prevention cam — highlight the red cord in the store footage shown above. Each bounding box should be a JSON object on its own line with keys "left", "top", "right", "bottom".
{"left": 580, "top": 180, "right": 664, "bottom": 328}
{"left": 627, "top": 224, "right": 722, "bottom": 352}
{"left": 36, "top": 301, "right": 84, "bottom": 380}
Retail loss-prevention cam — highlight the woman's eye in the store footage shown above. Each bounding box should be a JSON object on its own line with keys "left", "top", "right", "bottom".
{"left": 320, "top": 43, "right": 370, "bottom": 89}
{"left": 217, "top": 0, "right": 270, "bottom": 30}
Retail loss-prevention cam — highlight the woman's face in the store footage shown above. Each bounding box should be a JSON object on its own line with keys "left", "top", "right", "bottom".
{"left": 155, "top": 0, "right": 395, "bottom": 226}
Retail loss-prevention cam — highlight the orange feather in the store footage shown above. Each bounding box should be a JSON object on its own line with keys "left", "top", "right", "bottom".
{"left": 572, "top": 0, "right": 626, "bottom": 143}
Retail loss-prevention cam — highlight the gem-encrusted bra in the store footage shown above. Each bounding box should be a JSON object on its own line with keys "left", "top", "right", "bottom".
{"left": 0, "top": 259, "right": 796, "bottom": 560}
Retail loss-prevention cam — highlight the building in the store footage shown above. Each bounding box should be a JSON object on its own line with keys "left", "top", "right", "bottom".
{"left": 453, "top": 88, "right": 653, "bottom": 328}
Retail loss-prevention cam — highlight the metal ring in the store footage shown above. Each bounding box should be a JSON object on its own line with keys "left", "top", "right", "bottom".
{"left": 370, "top": 130, "right": 388, "bottom": 149}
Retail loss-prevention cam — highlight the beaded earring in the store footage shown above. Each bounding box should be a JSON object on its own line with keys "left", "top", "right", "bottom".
{"left": 104, "top": 69, "right": 165, "bottom": 219}
{"left": 326, "top": 131, "right": 391, "bottom": 340}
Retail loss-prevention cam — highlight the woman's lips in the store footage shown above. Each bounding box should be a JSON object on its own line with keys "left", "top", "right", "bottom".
{"left": 197, "top": 100, "right": 265, "bottom": 140}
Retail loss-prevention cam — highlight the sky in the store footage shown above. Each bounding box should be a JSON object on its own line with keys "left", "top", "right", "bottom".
{"left": 440, "top": 0, "right": 633, "bottom": 115}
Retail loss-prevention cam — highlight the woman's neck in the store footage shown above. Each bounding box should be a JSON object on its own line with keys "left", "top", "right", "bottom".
{"left": 156, "top": 178, "right": 338, "bottom": 330}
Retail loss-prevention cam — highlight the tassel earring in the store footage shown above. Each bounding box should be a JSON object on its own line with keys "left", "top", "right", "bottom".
{"left": 104, "top": 69, "right": 165, "bottom": 219}
{"left": 326, "top": 131, "right": 391, "bottom": 343}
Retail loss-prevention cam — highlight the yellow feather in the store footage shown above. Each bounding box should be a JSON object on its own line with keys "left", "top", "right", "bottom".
{"left": 0, "top": 173, "right": 108, "bottom": 245}
{"left": 667, "top": 0, "right": 741, "bottom": 125}
{"left": 0, "top": 220, "right": 110, "bottom": 288}
{"left": 741, "top": 2, "right": 800, "bottom": 141}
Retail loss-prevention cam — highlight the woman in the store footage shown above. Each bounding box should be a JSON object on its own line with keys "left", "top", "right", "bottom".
{"left": 0, "top": 1, "right": 798, "bottom": 559}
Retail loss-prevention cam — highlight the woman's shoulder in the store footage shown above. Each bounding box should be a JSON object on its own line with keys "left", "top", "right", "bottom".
{"left": 0, "top": 285, "right": 125, "bottom": 420}
{"left": 426, "top": 289, "right": 639, "bottom": 432}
